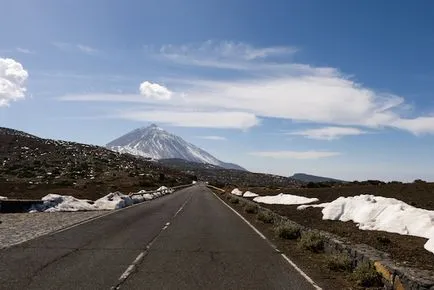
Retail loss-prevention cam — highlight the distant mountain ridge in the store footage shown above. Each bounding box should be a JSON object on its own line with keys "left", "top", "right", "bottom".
{"left": 290, "top": 173, "right": 345, "bottom": 183}
{"left": 106, "top": 124, "right": 245, "bottom": 171}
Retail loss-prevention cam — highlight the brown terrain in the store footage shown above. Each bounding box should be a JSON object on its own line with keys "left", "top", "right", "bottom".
{"left": 228, "top": 183, "right": 434, "bottom": 272}
{"left": 0, "top": 127, "right": 194, "bottom": 200}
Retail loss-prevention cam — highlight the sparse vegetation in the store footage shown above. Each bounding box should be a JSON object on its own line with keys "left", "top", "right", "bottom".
{"left": 274, "top": 222, "right": 301, "bottom": 240}
{"left": 244, "top": 203, "right": 258, "bottom": 214}
{"left": 325, "top": 254, "right": 353, "bottom": 272}
{"left": 257, "top": 211, "right": 274, "bottom": 224}
{"left": 298, "top": 231, "right": 325, "bottom": 253}
{"left": 229, "top": 197, "right": 240, "bottom": 204}
{"left": 351, "top": 262, "right": 383, "bottom": 287}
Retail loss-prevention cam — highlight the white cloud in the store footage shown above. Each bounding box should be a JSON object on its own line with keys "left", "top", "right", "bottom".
{"left": 177, "top": 76, "right": 404, "bottom": 129}
{"left": 198, "top": 136, "right": 227, "bottom": 141}
{"left": 59, "top": 40, "right": 434, "bottom": 134}
{"left": 118, "top": 110, "right": 259, "bottom": 129}
{"left": 139, "top": 81, "right": 172, "bottom": 100}
{"left": 16, "top": 47, "right": 35, "bottom": 54}
{"left": 59, "top": 93, "right": 145, "bottom": 103}
{"left": 76, "top": 44, "right": 98, "bottom": 54}
{"left": 52, "top": 42, "right": 99, "bottom": 54}
{"left": 289, "top": 126, "right": 367, "bottom": 140}
{"left": 0, "top": 58, "right": 28, "bottom": 107}
{"left": 391, "top": 117, "right": 434, "bottom": 134}
{"left": 160, "top": 40, "right": 297, "bottom": 62}
{"left": 250, "top": 150, "right": 341, "bottom": 159}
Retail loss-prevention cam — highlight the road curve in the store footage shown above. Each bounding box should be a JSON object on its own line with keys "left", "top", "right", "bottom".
{"left": 0, "top": 184, "right": 318, "bottom": 290}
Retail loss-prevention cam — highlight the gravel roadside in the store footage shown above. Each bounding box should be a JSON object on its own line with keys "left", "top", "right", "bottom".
{"left": 0, "top": 211, "right": 107, "bottom": 249}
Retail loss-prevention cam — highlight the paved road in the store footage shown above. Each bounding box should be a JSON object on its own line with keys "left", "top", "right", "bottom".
{"left": 0, "top": 185, "right": 318, "bottom": 290}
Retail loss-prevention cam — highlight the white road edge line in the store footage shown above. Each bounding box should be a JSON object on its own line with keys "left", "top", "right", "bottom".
{"left": 210, "top": 190, "right": 322, "bottom": 290}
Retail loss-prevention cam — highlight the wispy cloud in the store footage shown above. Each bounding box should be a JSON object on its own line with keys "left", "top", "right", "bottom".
{"left": 250, "top": 150, "right": 341, "bottom": 159}
{"left": 16, "top": 47, "right": 35, "bottom": 54}
{"left": 59, "top": 40, "right": 434, "bottom": 134}
{"left": 76, "top": 44, "right": 99, "bottom": 54}
{"left": 158, "top": 40, "right": 298, "bottom": 72}
{"left": 391, "top": 117, "right": 434, "bottom": 135}
{"left": 52, "top": 42, "right": 99, "bottom": 55}
{"left": 197, "top": 135, "right": 227, "bottom": 141}
{"left": 118, "top": 110, "right": 259, "bottom": 129}
{"left": 289, "top": 127, "right": 367, "bottom": 140}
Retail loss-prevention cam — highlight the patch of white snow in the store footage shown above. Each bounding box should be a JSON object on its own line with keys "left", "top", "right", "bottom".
{"left": 243, "top": 191, "right": 259, "bottom": 198}
{"left": 231, "top": 188, "right": 243, "bottom": 196}
{"left": 297, "top": 194, "right": 434, "bottom": 254}
{"left": 253, "top": 193, "right": 319, "bottom": 205}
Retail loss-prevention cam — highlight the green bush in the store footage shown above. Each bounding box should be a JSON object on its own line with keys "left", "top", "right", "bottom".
{"left": 274, "top": 222, "right": 301, "bottom": 240}
{"left": 244, "top": 204, "right": 258, "bottom": 214}
{"left": 257, "top": 211, "right": 274, "bottom": 224}
{"left": 298, "top": 231, "right": 325, "bottom": 253}
{"left": 325, "top": 254, "right": 353, "bottom": 272}
{"left": 351, "top": 262, "right": 382, "bottom": 287}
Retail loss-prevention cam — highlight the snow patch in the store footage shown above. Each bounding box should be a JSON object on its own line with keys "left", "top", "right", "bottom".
{"left": 297, "top": 194, "right": 434, "bottom": 254}
{"left": 254, "top": 193, "right": 319, "bottom": 205}
{"left": 0, "top": 196, "right": 8, "bottom": 200}
{"left": 30, "top": 186, "right": 174, "bottom": 212}
{"left": 142, "top": 193, "right": 154, "bottom": 201}
{"left": 243, "top": 191, "right": 259, "bottom": 198}
{"left": 31, "top": 194, "right": 96, "bottom": 212}
{"left": 231, "top": 188, "right": 243, "bottom": 196}
{"left": 131, "top": 194, "right": 145, "bottom": 204}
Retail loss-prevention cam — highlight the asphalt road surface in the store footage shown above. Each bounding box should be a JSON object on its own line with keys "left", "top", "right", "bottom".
{"left": 0, "top": 184, "right": 320, "bottom": 290}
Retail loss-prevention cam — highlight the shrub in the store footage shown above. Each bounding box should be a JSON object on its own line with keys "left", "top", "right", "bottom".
{"left": 351, "top": 262, "right": 382, "bottom": 287}
{"left": 298, "top": 231, "right": 325, "bottom": 253}
{"left": 244, "top": 204, "right": 258, "bottom": 214}
{"left": 274, "top": 222, "right": 301, "bottom": 240}
{"left": 230, "top": 197, "right": 240, "bottom": 204}
{"left": 257, "top": 211, "right": 274, "bottom": 224}
{"left": 325, "top": 254, "right": 353, "bottom": 272}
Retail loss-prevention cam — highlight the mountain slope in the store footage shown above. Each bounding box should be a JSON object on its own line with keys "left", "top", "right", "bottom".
{"left": 106, "top": 124, "right": 245, "bottom": 171}
{"left": 160, "top": 158, "right": 299, "bottom": 188}
{"left": 290, "top": 173, "right": 345, "bottom": 183}
{"left": 0, "top": 127, "right": 193, "bottom": 200}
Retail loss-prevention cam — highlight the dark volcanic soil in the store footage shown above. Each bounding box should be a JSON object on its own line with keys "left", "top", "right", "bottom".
{"left": 230, "top": 184, "right": 434, "bottom": 272}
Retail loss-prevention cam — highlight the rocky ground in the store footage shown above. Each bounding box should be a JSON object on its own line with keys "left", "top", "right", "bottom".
{"left": 230, "top": 183, "right": 434, "bottom": 272}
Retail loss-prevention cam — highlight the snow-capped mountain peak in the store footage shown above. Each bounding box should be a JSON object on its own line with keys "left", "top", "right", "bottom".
{"left": 106, "top": 124, "right": 245, "bottom": 170}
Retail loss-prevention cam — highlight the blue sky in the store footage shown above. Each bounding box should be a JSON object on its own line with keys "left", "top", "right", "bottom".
{"left": 1, "top": 0, "right": 434, "bottom": 181}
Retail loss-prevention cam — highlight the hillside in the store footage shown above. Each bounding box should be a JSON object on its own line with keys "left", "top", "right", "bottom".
{"left": 160, "top": 158, "right": 300, "bottom": 188}
{"left": 290, "top": 173, "right": 345, "bottom": 183}
{"left": 0, "top": 127, "right": 194, "bottom": 200}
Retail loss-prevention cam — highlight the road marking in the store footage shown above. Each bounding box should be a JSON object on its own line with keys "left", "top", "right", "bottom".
{"left": 112, "top": 191, "right": 194, "bottom": 289}
{"left": 210, "top": 189, "right": 322, "bottom": 290}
